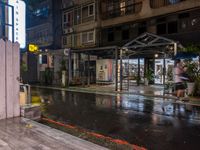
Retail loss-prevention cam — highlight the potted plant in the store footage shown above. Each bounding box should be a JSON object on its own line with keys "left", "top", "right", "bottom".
{"left": 144, "top": 68, "right": 154, "bottom": 86}
{"left": 180, "top": 44, "right": 200, "bottom": 96}
{"left": 184, "top": 60, "right": 199, "bottom": 95}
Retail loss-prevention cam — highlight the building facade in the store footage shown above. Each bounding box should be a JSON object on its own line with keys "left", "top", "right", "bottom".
{"left": 62, "top": 0, "right": 100, "bottom": 49}
{"left": 100, "top": 0, "right": 200, "bottom": 47}
{"left": 24, "top": 0, "right": 63, "bottom": 84}
{"left": 61, "top": 0, "right": 200, "bottom": 88}
{"left": 99, "top": 0, "right": 200, "bottom": 86}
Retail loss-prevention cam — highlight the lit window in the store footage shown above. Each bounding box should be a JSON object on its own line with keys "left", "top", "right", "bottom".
{"left": 120, "top": 1, "right": 125, "bottom": 15}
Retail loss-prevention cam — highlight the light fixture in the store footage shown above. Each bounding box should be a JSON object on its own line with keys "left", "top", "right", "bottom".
{"left": 155, "top": 54, "right": 158, "bottom": 58}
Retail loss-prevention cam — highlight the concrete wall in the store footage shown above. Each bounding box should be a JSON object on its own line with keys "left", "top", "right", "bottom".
{"left": 0, "top": 39, "right": 20, "bottom": 120}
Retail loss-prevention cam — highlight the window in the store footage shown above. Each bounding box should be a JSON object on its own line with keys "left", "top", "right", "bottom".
{"left": 82, "top": 3, "right": 95, "bottom": 18}
{"left": 157, "top": 23, "right": 167, "bottom": 35}
{"left": 150, "top": 0, "right": 186, "bottom": 8}
{"left": 74, "top": 8, "right": 81, "bottom": 25}
{"left": 178, "top": 13, "right": 190, "bottom": 19}
{"left": 63, "top": 37, "right": 67, "bottom": 45}
{"left": 178, "top": 13, "right": 190, "bottom": 31}
{"left": 82, "top": 33, "right": 87, "bottom": 43}
{"left": 89, "top": 4, "right": 94, "bottom": 16}
{"left": 42, "top": 55, "right": 47, "bottom": 64}
{"left": 168, "top": 21, "right": 178, "bottom": 34}
{"left": 103, "top": 0, "right": 142, "bottom": 19}
{"left": 88, "top": 32, "right": 94, "bottom": 42}
{"left": 120, "top": 1, "right": 125, "bottom": 15}
{"left": 63, "top": 14, "right": 67, "bottom": 23}
{"left": 108, "top": 28, "right": 114, "bottom": 42}
{"left": 122, "top": 29, "right": 129, "bottom": 40}
{"left": 82, "top": 31, "right": 94, "bottom": 44}
{"left": 122, "top": 25, "right": 130, "bottom": 40}
{"left": 63, "top": 11, "right": 73, "bottom": 28}
{"left": 138, "top": 22, "right": 147, "bottom": 35}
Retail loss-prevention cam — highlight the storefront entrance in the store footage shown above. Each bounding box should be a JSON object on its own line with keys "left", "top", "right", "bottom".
{"left": 154, "top": 59, "right": 174, "bottom": 84}
{"left": 120, "top": 32, "right": 182, "bottom": 91}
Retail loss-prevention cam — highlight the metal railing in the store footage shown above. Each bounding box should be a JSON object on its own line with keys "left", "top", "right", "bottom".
{"left": 150, "top": 0, "right": 187, "bottom": 9}
{"left": 102, "top": 2, "right": 142, "bottom": 20}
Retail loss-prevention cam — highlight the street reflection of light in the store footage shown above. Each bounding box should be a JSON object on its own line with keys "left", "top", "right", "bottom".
{"left": 152, "top": 114, "right": 158, "bottom": 125}
{"left": 116, "top": 94, "right": 121, "bottom": 108}
{"left": 61, "top": 91, "right": 66, "bottom": 102}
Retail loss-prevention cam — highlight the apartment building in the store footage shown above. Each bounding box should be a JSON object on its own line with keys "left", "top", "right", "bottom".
{"left": 100, "top": 0, "right": 200, "bottom": 87}
{"left": 60, "top": 0, "right": 200, "bottom": 88}
{"left": 101, "top": 0, "right": 200, "bottom": 47}
{"left": 27, "top": 0, "right": 54, "bottom": 48}
{"left": 61, "top": 0, "right": 100, "bottom": 85}
{"left": 62, "top": 0, "right": 99, "bottom": 49}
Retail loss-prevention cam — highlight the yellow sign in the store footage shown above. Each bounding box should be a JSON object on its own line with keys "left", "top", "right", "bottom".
{"left": 29, "top": 44, "right": 39, "bottom": 52}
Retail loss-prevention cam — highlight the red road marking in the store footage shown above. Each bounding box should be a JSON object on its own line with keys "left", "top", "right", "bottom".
{"left": 42, "top": 117, "right": 147, "bottom": 150}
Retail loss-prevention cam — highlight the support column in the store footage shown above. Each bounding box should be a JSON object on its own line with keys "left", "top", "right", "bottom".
{"left": 137, "top": 58, "right": 140, "bottom": 86}
{"left": 120, "top": 49, "right": 123, "bottom": 91}
{"left": 68, "top": 49, "right": 72, "bottom": 87}
{"left": 174, "top": 43, "right": 177, "bottom": 55}
{"left": 87, "top": 54, "right": 90, "bottom": 86}
{"left": 115, "top": 48, "right": 118, "bottom": 91}
{"left": 78, "top": 53, "right": 81, "bottom": 77}
{"left": 163, "top": 53, "right": 166, "bottom": 94}
{"left": 127, "top": 56, "right": 130, "bottom": 91}
{"left": 73, "top": 53, "right": 76, "bottom": 78}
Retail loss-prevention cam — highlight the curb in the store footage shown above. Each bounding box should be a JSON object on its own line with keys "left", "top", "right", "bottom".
{"left": 31, "top": 85, "right": 200, "bottom": 106}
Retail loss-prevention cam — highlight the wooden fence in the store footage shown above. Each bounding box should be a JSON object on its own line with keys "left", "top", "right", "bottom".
{"left": 0, "top": 39, "right": 20, "bottom": 120}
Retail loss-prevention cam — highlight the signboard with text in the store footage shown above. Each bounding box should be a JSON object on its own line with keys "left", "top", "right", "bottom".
{"left": 28, "top": 44, "right": 39, "bottom": 52}
{"left": 8, "top": 0, "right": 26, "bottom": 49}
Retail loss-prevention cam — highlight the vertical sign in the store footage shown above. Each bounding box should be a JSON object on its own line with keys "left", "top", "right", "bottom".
{"left": 8, "top": 0, "right": 26, "bottom": 49}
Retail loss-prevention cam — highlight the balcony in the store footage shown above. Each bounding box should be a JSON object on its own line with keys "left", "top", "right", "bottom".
{"left": 150, "top": 0, "right": 187, "bottom": 9}
{"left": 102, "top": 1, "right": 142, "bottom": 20}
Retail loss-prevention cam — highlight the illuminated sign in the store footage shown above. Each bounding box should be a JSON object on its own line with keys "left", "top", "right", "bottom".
{"left": 8, "top": 0, "right": 26, "bottom": 49}
{"left": 28, "top": 44, "right": 39, "bottom": 52}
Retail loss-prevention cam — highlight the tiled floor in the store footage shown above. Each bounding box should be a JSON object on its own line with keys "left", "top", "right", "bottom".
{"left": 0, "top": 118, "right": 108, "bottom": 150}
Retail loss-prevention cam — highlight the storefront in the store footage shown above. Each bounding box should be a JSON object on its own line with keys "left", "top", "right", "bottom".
{"left": 120, "top": 32, "right": 183, "bottom": 90}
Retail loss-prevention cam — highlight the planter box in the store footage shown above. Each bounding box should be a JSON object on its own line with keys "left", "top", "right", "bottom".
{"left": 187, "top": 82, "right": 195, "bottom": 95}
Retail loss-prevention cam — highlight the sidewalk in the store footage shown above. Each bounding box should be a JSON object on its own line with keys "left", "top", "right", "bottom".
{"left": 32, "top": 84, "right": 200, "bottom": 106}
{"left": 0, "top": 117, "right": 108, "bottom": 150}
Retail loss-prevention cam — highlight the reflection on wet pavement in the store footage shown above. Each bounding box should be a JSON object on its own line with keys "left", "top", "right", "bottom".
{"left": 31, "top": 87, "right": 200, "bottom": 150}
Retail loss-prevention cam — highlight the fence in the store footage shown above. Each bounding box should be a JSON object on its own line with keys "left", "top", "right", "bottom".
{"left": 0, "top": 39, "right": 20, "bottom": 120}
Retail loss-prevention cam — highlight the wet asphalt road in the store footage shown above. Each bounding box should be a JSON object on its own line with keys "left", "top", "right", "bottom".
{"left": 31, "top": 87, "right": 200, "bottom": 150}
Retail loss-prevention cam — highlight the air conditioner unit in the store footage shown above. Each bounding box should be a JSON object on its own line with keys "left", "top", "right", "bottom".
{"left": 63, "top": 28, "right": 73, "bottom": 34}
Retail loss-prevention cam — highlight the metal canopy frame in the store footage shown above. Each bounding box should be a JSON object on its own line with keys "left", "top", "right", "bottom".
{"left": 123, "top": 32, "right": 179, "bottom": 52}
{"left": 119, "top": 32, "right": 183, "bottom": 91}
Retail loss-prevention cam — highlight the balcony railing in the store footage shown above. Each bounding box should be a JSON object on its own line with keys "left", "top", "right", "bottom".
{"left": 102, "top": 2, "right": 142, "bottom": 20}
{"left": 150, "top": 0, "right": 187, "bottom": 9}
